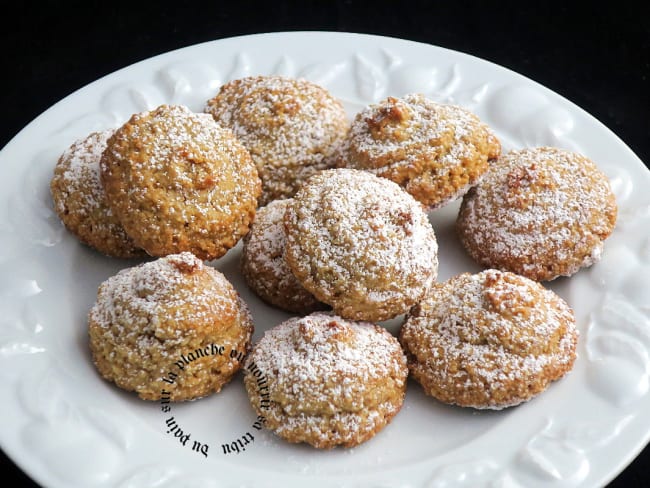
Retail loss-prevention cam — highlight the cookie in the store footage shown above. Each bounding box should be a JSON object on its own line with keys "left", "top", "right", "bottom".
{"left": 50, "top": 129, "right": 143, "bottom": 258}
{"left": 457, "top": 147, "right": 617, "bottom": 281}
{"left": 284, "top": 168, "right": 438, "bottom": 322}
{"left": 205, "top": 75, "right": 348, "bottom": 206}
{"left": 88, "top": 252, "right": 254, "bottom": 401}
{"left": 399, "top": 269, "right": 578, "bottom": 409}
{"left": 100, "top": 104, "right": 261, "bottom": 260}
{"left": 336, "top": 94, "right": 501, "bottom": 209}
{"left": 244, "top": 312, "right": 407, "bottom": 448}
{"left": 241, "top": 198, "right": 327, "bottom": 314}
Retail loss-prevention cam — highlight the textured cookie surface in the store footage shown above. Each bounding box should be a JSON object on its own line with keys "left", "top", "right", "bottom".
{"left": 284, "top": 168, "right": 438, "bottom": 322}
{"left": 457, "top": 147, "right": 617, "bottom": 281}
{"left": 205, "top": 75, "right": 348, "bottom": 206}
{"left": 100, "top": 104, "right": 261, "bottom": 260}
{"left": 337, "top": 94, "right": 501, "bottom": 209}
{"left": 399, "top": 269, "right": 578, "bottom": 409}
{"left": 89, "top": 252, "right": 254, "bottom": 401}
{"left": 50, "top": 129, "right": 143, "bottom": 258}
{"left": 241, "top": 199, "right": 326, "bottom": 314}
{"left": 244, "top": 312, "right": 407, "bottom": 448}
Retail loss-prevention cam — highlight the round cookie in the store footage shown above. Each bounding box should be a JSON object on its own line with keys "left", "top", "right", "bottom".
{"left": 100, "top": 104, "right": 261, "bottom": 260}
{"left": 284, "top": 168, "right": 438, "bottom": 322}
{"left": 205, "top": 75, "right": 348, "bottom": 206}
{"left": 50, "top": 129, "right": 143, "bottom": 258}
{"left": 241, "top": 198, "right": 327, "bottom": 314}
{"left": 399, "top": 269, "right": 578, "bottom": 410}
{"left": 457, "top": 147, "right": 617, "bottom": 281}
{"left": 336, "top": 94, "right": 501, "bottom": 209}
{"left": 244, "top": 312, "right": 408, "bottom": 448}
{"left": 88, "top": 252, "right": 254, "bottom": 401}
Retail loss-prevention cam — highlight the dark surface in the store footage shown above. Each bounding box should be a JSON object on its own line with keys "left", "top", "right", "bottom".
{"left": 1, "top": 2, "right": 648, "bottom": 487}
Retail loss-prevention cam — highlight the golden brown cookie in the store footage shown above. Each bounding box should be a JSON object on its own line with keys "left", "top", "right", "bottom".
{"left": 400, "top": 269, "right": 578, "bottom": 410}
{"left": 241, "top": 198, "right": 327, "bottom": 314}
{"left": 50, "top": 129, "right": 144, "bottom": 258}
{"left": 205, "top": 75, "right": 348, "bottom": 206}
{"left": 336, "top": 94, "right": 501, "bottom": 209}
{"left": 244, "top": 312, "right": 407, "bottom": 448}
{"left": 457, "top": 147, "right": 617, "bottom": 281}
{"left": 284, "top": 168, "right": 438, "bottom": 322}
{"left": 100, "top": 104, "right": 261, "bottom": 260}
{"left": 88, "top": 252, "right": 254, "bottom": 401}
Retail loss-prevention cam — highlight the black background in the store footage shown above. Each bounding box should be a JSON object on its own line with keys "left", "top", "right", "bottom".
{"left": 1, "top": 1, "right": 648, "bottom": 486}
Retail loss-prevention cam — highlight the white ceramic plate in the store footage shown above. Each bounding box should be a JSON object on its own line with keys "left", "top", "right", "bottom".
{"left": 1, "top": 32, "right": 649, "bottom": 488}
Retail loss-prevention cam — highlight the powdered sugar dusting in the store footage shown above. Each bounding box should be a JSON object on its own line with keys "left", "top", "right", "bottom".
{"left": 56, "top": 129, "right": 115, "bottom": 215}
{"left": 457, "top": 147, "right": 617, "bottom": 280}
{"left": 401, "top": 270, "right": 578, "bottom": 409}
{"left": 347, "top": 94, "right": 479, "bottom": 170}
{"left": 338, "top": 94, "right": 499, "bottom": 209}
{"left": 250, "top": 313, "right": 404, "bottom": 386}
{"left": 241, "top": 199, "right": 323, "bottom": 313}
{"left": 100, "top": 104, "right": 260, "bottom": 259}
{"left": 107, "top": 105, "right": 254, "bottom": 217}
{"left": 207, "top": 76, "right": 341, "bottom": 162}
{"left": 244, "top": 199, "right": 290, "bottom": 279}
{"left": 90, "top": 252, "right": 238, "bottom": 342}
{"left": 88, "top": 252, "right": 253, "bottom": 400}
{"left": 50, "top": 128, "right": 143, "bottom": 257}
{"left": 285, "top": 168, "right": 438, "bottom": 321}
{"left": 205, "top": 75, "right": 348, "bottom": 204}
{"left": 245, "top": 312, "right": 407, "bottom": 445}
